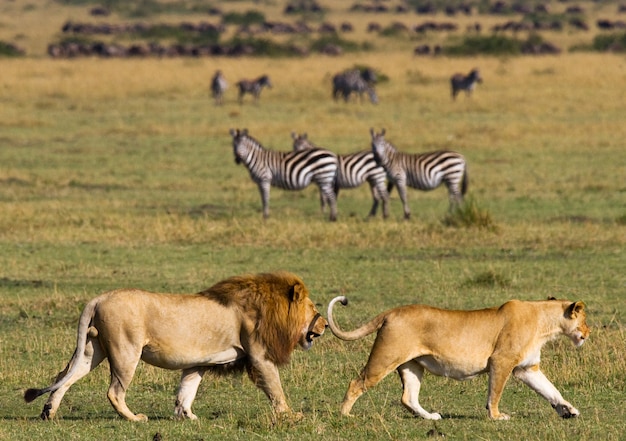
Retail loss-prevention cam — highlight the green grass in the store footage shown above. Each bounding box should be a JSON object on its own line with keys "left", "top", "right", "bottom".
{"left": 0, "top": 1, "right": 625, "bottom": 439}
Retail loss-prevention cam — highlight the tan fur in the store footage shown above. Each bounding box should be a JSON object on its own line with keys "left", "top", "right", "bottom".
{"left": 328, "top": 296, "right": 589, "bottom": 420}
{"left": 24, "top": 272, "right": 327, "bottom": 422}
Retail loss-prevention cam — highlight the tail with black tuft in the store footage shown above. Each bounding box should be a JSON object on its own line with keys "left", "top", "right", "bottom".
{"left": 24, "top": 388, "right": 47, "bottom": 403}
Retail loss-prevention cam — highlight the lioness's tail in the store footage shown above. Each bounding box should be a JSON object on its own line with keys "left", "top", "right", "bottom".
{"left": 327, "top": 296, "right": 387, "bottom": 341}
{"left": 24, "top": 297, "right": 100, "bottom": 403}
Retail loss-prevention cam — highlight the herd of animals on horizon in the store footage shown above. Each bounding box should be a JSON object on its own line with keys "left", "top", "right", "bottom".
{"left": 211, "top": 66, "right": 482, "bottom": 104}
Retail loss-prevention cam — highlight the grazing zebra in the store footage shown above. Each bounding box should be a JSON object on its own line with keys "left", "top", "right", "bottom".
{"left": 230, "top": 128, "right": 338, "bottom": 221}
{"left": 236, "top": 75, "right": 272, "bottom": 103}
{"left": 292, "top": 132, "right": 390, "bottom": 218}
{"left": 211, "top": 70, "right": 227, "bottom": 105}
{"left": 370, "top": 128, "right": 468, "bottom": 220}
{"left": 332, "top": 69, "right": 378, "bottom": 104}
{"left": 450, "top": 68, "right": 482, "bottom": 100}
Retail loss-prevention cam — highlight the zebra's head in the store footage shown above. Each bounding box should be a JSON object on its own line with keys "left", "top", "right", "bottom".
{"left": 259, "top": 75, "right": 272, "bottom": 88}
{"left": 230, "top": 128, "right": 250, "bottom": 165}
{"left": 370, "top": 128, "right": 389, "bottom": 165}
{"left": 470, "top": 68, "right": 482, "bottom": 84}
{"left": 291, "top": 132, "right": 314, "bottom": 152}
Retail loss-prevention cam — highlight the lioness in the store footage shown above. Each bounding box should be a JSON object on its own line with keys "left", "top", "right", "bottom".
{"left": 327, "top": 296, "right": 589, "bottom": 420}
{"left": 25, "top": 271, "right": 327, "bottom": 421}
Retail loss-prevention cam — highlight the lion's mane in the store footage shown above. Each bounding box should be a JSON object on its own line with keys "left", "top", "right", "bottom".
{"left": 198, "top": 271, "right": 310, "bottom": 366}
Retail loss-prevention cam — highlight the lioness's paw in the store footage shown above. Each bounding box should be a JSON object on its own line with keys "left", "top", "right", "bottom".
{"left": 555, "top": 404, "right": 579, "bottom": 419}
{"left": 174, "top": 408, "right": 198, "bottom": 420}
{"left": 490, "top": 412, "right": 510, "bottom": 420}
{"left": 424, "top": 412, "right": 442, "bottom": 420}
{"left": 131, "top": 413, "right": 149, "bottom": 422}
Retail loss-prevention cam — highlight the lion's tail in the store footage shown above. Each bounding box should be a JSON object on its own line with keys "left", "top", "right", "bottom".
{"left": 327, "top": 296, "right": 387, "bottom": 341}
{"left": 24, "top": 297, "right": 100, "bottom": 403}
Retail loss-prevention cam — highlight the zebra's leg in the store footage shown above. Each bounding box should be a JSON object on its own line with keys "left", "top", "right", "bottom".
{"left": 446, "top": 181, "right": 464, "bottom": 210}
{"left": 380, "top": 188, "right": 390, "bottom": 219}
{"left": 367, "top": 182, "right": 380, "bottom": 217}
{"left": 257, "top": 182, "right": 271, "bottom": 219}
{"left": 318, "top": 189, "right": 327, "bottom": 214}
{"left": 320, "top": 184, "right": 337, "bottom": 221}
{"left": 395, "top": 180, "right": 411, "bottom": 220}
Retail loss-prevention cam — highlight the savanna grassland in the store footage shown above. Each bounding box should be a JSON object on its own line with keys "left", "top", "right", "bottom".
{"left": 1, "top": 1, "right": 625, "bottom": 440}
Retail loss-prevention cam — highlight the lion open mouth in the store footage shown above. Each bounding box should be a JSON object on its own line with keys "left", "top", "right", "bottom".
{"left": 304, "top": 313, "right": 327, "bottom": 349}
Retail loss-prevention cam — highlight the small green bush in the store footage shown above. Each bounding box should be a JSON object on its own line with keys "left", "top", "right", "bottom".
{"left": 592, "top": 32, "right": 626, "bottom": 52}
{"left": 222, "top": 10, "right": 266, "bottom": 26}
{"left": 462, "top": 269, "right": 511, "bottom": 288}
{"left": 309, "top": 35, "right": 362, "bottom": 53}
{"left": 444, "top": 35, "right": 521, "bottom": 56}
{"left": 225, "top": 37, "right": 303, "bottom": 57}
{"left": 136, "top": 25, "right": 220, "bottom": 45}
{"left": 0, "top": 41, "right": 24, "bottom": 57}
{"left": 441, "top": 197, "right": 496, "bottom": 230}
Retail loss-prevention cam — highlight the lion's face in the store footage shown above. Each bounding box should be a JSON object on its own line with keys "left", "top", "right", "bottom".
{"left": 299, "top": 298, "right": 327, "bottom": 350}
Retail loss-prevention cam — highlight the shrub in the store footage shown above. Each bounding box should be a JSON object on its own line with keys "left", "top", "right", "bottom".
{"left": 225, "top": 37, "right": 303, "bottom": 57}
{"left": 592, "top": 32, "right": 626, "bottom": 53}
{"left": 441, "top": 197, "right": 496, "bottom": 230}
{"left": 462, "top": 269, "right": 511, "bottom": 288}
{"left": 309, "top": 35, "right": 362, "bottom": 53}
{"left": 444, "top": 35, "right": 521, "bottom": 56}
{"left": 136, "top": 25, "right": 220, "bottom": 45}
{"left": 222, "top": 10, "right": 266, "bottom": 26}
{"left": 0, "top": 41, "right": 24, "bottom": 57}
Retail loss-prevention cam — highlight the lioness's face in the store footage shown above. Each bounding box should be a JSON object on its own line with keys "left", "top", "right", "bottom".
{"left": 567, "top": 307, "right": 590, "bottom": 348}
{"left": 300, "top": 299, "right": 327, "bottom": 350}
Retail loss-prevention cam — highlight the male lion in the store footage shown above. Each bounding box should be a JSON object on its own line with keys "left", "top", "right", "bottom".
{"left": 24, "top": 271, "right": 327, "bottom": 422}
{"left": 327, "top": 296, "right": 589, "bottom": 420}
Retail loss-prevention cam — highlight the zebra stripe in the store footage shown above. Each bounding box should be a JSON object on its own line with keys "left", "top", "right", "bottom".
{"left": 292, "top": 133, "right": 390, "bottom": 218}
{"left": 236, "top": 75, "right": 272, "bottom": 103}
{"left": 450, "top": 68, "right": 482, "bottom": 100}
{"left": 231, "top": 129, "right": 338, "bottom": 221}
{"left": 332, "top": 69, "right": 378, "bottom": 104}
{"left": 370, "top": 128, "right": 468, "bottom": 219}
{"left": 211, "top": 70, "right": 227, "bottom": 105}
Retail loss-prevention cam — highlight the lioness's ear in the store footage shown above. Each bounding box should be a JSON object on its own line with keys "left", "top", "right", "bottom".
{"left": 565, "top": 301, "right": 586, "bottom": 318}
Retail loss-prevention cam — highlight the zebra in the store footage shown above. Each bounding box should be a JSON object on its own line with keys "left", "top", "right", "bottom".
{"left": 292, "top": 132, "right": 390, "bottom": 218}
{"left": 230, "top": 128, "right": 339, "bottom": 221}
{"left": 332, "top": 69, "right": 378, "bottom": 104}
{"left": 370, "top": 128, "right": 468, "bottom": 220}
{"left": 450, "top": 68, "right": 482, "bottom": 100}
{"left": 211, "top": 70, "right": 227, "bottom": 105}
{"left": 236, "top": 75, "right": 272, "bottom": 103}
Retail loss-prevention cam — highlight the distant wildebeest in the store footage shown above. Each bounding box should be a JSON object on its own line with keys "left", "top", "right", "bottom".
{"left": 211, "top": 70, "right": 228, "bottom": 105}
{"left": 236, "top": 75, "right": 272, "bottom": 104}
{"left": 332, "top": 69, "right": 378, "bottom": 104}
{"left": 450, "top": 68, "right": 482, "bottom": 100}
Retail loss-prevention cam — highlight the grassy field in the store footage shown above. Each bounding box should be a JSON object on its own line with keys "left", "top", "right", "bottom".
{"left": 1, "top": 1, "right": 626, "bottom": 440}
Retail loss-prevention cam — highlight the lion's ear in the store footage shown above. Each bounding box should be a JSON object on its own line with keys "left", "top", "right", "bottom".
{"left": 565, "top": 301, "right": 585, "bottom": 318}
{"left": 290, "top": 283, "right": 305, "bottom": 303}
